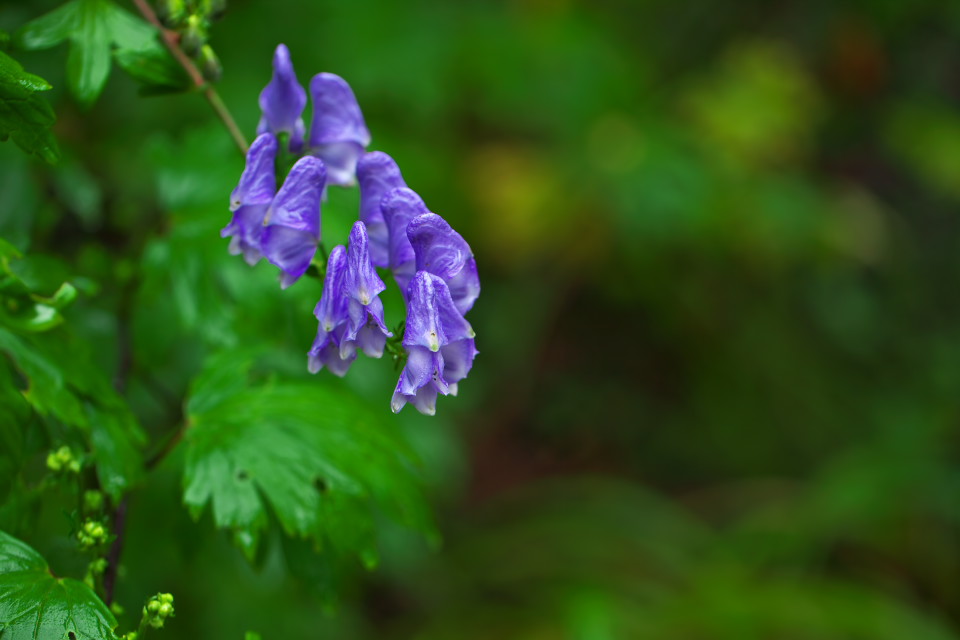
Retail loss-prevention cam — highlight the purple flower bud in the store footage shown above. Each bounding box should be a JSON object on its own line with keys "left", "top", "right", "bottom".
{"left": 342, "top": 221, "right": 392, "bottom": 357}
{"left": 406, "top": 213, "right": 480, "bottom": 315}
{"left": 307, "top": 73, "right": 371, "bottom": 187}
{"left": 357, "top": 152, "right": 406, "bottom": 267}
{"left": 308, "top": 246, "right": 356, "bottom": 376}
{"left": 391, "top": 271, "right": 477, "bottom": 415}
{"left": 261, "top": 156, "right": 325, "bottom": 288}
{"left": 257, "top": 44, "right": 307, "bottom": 152}
{"left": 380, "top": 187, "right": 428, "bottom": 294}
{"left": 221, "top": 133, "right": 277, "bottom": 265}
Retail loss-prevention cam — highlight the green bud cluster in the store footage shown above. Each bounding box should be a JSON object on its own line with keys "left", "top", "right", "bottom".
{"left": 155, "top": 0, "right": 224, "bottom": 82}
{"left": 142, "top": 592, "right": 175, "bottom": 629}
{"left": 46, "top": 445, "right": 81, "bottom": 474}
{"left": 77, "top": 518, "right": 109, "bottom": 549}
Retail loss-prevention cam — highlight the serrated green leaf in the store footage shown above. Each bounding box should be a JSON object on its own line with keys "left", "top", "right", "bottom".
{"left": 87, "top": 404, "right": 145, "bottom": 499}
{"left": 0, "top": 529, "right": 120, "bottom": 640}
{"left": 18, "top": 0, "right": 163, "bottom": 107}
{"left": 0, "top": 50, "right": 59, "bottom": 163}
{"left": 183, "top": 360, "right": 435, "bottom": 571}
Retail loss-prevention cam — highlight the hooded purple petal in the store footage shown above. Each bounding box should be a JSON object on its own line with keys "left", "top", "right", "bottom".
{"left": 262, "top": 156, "right": 325, "bottom": 288}
{"left": 257, "top": 44, "right": 307, "bottom": 152}
{"left": 313, "top": 245, "right": 349, "bottom": 330}
{"left": 407, "top": 213, "right": 480, "bottom": 315}
{"left": 391, "top": 346, "right": 446, "bottom": 415}
{"left": 357, "top": 152, "right": 406, "bottom": 267}
{"left": 344, "top": 221, "right": 386, "bottom": 306}
{"left": 308, "top": 324, "right": 356, "bottom": 377}
{"left": 307, "top": 73, "right": 371, "bottom": 186}
{"left": 221, "top": 133, "right": 278, "bottom": 264}
{"left": 341, "top": 221, "right": 392, "bottom": 354}
{"left": 381, "top": 187, "right": 428, "bottom": 293}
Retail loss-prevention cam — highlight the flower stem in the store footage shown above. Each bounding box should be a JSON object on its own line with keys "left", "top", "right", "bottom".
{"left": 129, "top": 0, "right": 249, "bottom": 155}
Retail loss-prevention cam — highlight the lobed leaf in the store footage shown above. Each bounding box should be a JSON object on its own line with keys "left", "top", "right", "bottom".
{"left": 183, "top": 353, "right": 436, "bottom": 570}
{"left": 0, "top": 530, "right": 120, "bottom": 640}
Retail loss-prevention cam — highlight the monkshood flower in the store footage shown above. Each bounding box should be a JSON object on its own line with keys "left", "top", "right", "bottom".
{"left": 357, "top": 151, "right": 406, "bottom": 268}
{"left": 261, "top": 155, "right": 326, "bottom": 288}
{"left": 307, "top": 73, "right": 371, "bottom": 187}
{"left": 221, "top": 132, "right": 277, "bottom": 265}
{"left": 308, "top": 222, "right": 392, "bottom": 375}
{"left": 342, "top": 221, "right": 392, "bottom": 357}
{"left": 308, "top": 245, "right": 354, "bottom": 376}
{"left": 407, "top": 213, "right": 480, "bottom": 315}
{"left": 257, "top": 44, "right": 307, "bottom": 152}
{"left": 391, "top": 271, "right": 477, "bottom": 415}
{"left": 380, "top": 186, "right": 428, "bottom": 294}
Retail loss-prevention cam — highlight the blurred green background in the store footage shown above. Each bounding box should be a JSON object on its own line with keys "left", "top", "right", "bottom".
{"left": 4, "top": 0, "right": 960, "bottom": 637}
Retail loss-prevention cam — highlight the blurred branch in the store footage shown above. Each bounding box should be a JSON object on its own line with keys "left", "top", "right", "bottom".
{"left": 130, "top": 0, "right": 249, "bottom": 155}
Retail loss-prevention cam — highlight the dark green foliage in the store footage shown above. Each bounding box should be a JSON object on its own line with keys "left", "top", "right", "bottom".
{"left": 16, "top": 0, "right": 183, "bottom": 106}
{"left": 0, "top": 50, "right": 57, "bottom": 163}
{"left": 0, "top": 530, "right": 119, "bottom": 640}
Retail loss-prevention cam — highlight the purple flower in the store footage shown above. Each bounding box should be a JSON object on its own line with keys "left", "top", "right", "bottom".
{"left": 357, "top": 152, "right": 406, "bottom": 268}
{"left": 391, "top": 271, "right": 477, "bottom": 415}
{"left": 380, "top": 187, "right": 428, "bottom": 294}
{"left": 342, "top": 221, "right": 392, "bottom": 357}
{"left": 308, "top": 245, "right": 354, "bottom": 376}
{"left": 307, "top": 73, "right": 371, "bottom": 187}
{"left": 221, "top": 133, "right": 277, "bottom": 265}
{"left": 262, "top": 156, "right": 326, "bottom": 288}
{"left": 257, "top": 44, "right": 307, "bottom": 152}
{"left": 307, "top": 223, "right": 392, "bottom": 375}
{"left": 406, "top": 213, "right": 480, "bottom": 315}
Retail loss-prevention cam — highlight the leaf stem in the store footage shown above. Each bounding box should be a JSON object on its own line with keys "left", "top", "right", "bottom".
{"left": 129, "top": 0, "right": 248, "bottom": 155}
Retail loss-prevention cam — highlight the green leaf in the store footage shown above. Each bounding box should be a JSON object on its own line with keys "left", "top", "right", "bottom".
{"left": 17, "top": 0, "right": 164, "bottom": 107}
{"left": 0, "top": 529, "right": 120, "bottom": 640}
{"left": 183, "top": 353, "right": 436, "bottom": 570}
{"left": 114, "top": 43, "right": 191, "bottom": 95}
{"left": 0, "top": 50, "right": 59, "bottom": 163}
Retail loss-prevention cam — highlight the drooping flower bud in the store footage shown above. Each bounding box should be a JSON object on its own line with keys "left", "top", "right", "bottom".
{"left": 308, "top": 245, "right": 354, "bottom": 376}
{"left": 221, "top": 133, "right": 277, "bottom": 265}
{"left": 307, "top": 73, "right": 371, "bottom": 187}
{"left": 261, "top": 155, "right": 325, "bottom": 288}
{"left": 357, "top": 152, "right": 406, "bottom": 267}
{"left": 257, "top": 44, "right": 307, "bottom": 152}
{"left": 342, "top": 221, "right": 392, "bottom": 358}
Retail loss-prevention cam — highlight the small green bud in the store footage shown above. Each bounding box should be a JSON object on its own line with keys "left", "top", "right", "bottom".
{"left": 91, "top": 524, "right": 106, "bottom": 539}
{"left": 83, "top": 489, "right": 104, "bottom": 513}
{"left": 180, "top": 14, "right": 206, "bottom": 56}
{"left": 158, "top": 602, "right": 173, "bottom": 617}
{"left": 45, "top": 452, "right": 62, "bottom": 472}
{"left": 110, "top": 602, "right": 125, "bottom": 616}
{"left": 83, "top": 521, "right": 97, "bottom": 535}
{"left": 158, "top": 593, "right": 174, "bottom": 605}
{"left": 56, "top": 445, "right": 72, "bottom": 463}
{"left": 67, "top": 459, "right": 81, "bottom": 473}
{"left": 200, "top": 0, "right": 226, "bottom": 20}
{"left": 90, "top": 558, "right": 108, "bottom": 574}
{"left": 199, "top": 45, "right": 221, "bottom": 83}
{"left": 147, "top": 600, "right": 161, "bottom": 614}
{"left": 156, "top": 0, "right": 187, "bottom": 27}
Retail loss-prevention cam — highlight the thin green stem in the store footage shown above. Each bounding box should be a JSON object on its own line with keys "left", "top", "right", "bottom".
{"left": 130, "top": 0, "right": 248, "bottom": 155}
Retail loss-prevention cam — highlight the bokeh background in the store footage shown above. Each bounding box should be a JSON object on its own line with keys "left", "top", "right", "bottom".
{"left": 3, "top": 0, "right": 960, "bottom": 637}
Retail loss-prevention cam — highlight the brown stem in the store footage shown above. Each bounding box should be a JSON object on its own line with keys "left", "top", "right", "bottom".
{"left": 130, "top": 0, "right": 249, "bottom": 154}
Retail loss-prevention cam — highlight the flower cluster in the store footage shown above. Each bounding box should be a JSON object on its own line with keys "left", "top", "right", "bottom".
{"left": 222, "top": 44, "right": 479, "bottom": 415}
